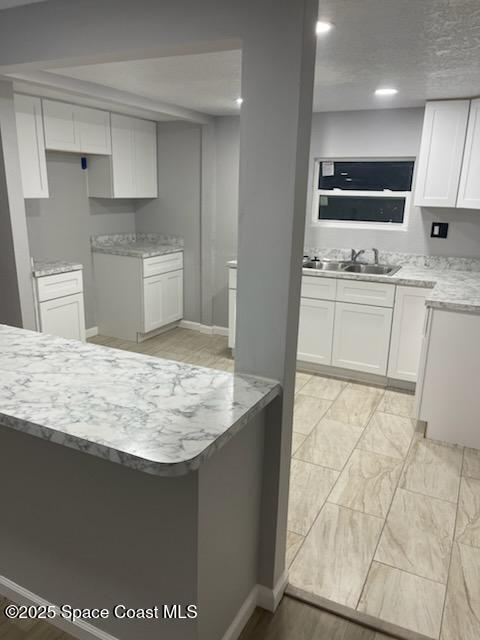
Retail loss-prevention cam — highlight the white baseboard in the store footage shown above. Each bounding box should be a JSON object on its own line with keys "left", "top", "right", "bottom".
{"left": 256, "top": 570, "right": 288, "bottom": 612}
{"left": 85, "top": 326, "right": 99, "bottom": 339}
{"left": 0, "top": 575, "right": 117, "bottom": 640}
{"left": 221, "top": 585, "right": 258, "bottom": 640}
{"left": 179, "top": 320, "right": 228, "bottom": 337}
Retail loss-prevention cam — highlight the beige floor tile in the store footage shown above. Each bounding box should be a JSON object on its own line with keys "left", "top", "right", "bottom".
{"left": 329, "top": 449, "right": 403, "bottom": 518}
{"left": 295, "top": 372, "right": 312, "bottom": 394}
{"left": 358, "top": 562, "right": 446, "bottom": 639}
{"left": 375, "top": 488, "right": 456, "bottom": 583}
{"left": 300, "top": 375, "right": 347, "bottom": 401}
{"left": 289, "top": 503, "right": 383, "bottom": 608}
{"left": 377, "top": 390, "right": 415, "bottom": 418}
{"left": 294, "top": 418, "right": 364, "bottom": 470}
{"left": 291, "top": 432, "right": 307, "bottom": 456}
{"left": 463, "top": 447, "right": 480, "bottom": 480}
{"left": 455, "top": 476, "right": 480, "bottom": 549}
{"left": 286, "top": 530, "right": 304, "bottom": 568}
{"left": 293, "top": 394, "right": 332, "bottom": 436}
{"left": 288, "top": 459, "right": 339, "bottom": 535}
{"left": 357, "top": 411, "right": 415, "bottom": 460}
{"left": 326, "top": 383, "right": 384, "bottom": 427}
{"left": 400, "top": 438, "right": 463, "bottom": 503}
{"left": 441, "top": 542, "right": 480, "bottom": 640}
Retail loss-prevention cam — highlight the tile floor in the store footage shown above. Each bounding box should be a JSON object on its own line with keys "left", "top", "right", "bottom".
{"left": 88, "top": 328, "right": 480, "bottom": 640}
{"left": 288, "top": 374, "right": 480, "bottom": 640}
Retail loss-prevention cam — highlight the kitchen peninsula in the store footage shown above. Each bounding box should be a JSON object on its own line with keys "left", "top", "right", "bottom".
{"left": 0, "top": 325, "right": 280, "bottom": 640}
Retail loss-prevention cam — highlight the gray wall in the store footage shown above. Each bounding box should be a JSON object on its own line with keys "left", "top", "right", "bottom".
{"left": 306, "top": 108, "right": 480, "bottom": 257}
{"left": 135, "top": 122, "right": 202, "bottom": 324}
{"left": 25, "top": 152, "right": 136, "bottom": 329}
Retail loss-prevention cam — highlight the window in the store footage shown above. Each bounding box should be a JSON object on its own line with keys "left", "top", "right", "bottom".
{"left": 313, "top": 159, "right": 414, "bottom": 229}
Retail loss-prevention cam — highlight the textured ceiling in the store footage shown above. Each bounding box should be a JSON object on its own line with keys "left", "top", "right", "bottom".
{"left": 42, "top": 0, "right": 480, "bottom": 115}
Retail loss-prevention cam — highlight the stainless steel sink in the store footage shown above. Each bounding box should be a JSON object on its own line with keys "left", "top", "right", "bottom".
{"left": 303, "top": 260, "right": 352, "bottom": 271}
{"left": 303, "top": 259, "right": 400, "bottom": 276}
{"left": 343, "top": 263, "right": 400, "bottom": 275}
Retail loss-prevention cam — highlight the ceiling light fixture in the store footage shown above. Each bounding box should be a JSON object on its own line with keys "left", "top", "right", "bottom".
{"left": 316, "top": 21, "right": 333, "bottom": 35}
{"left": 235, "top": 97, "right": 243, "bottom": 106}
{"left": 375, "top": 87, "right": 398, "bottom": 96}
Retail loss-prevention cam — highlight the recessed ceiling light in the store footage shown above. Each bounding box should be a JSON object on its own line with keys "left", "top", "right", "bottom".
{"left": 235, "top": 97, "right": 243, "bottom": 106}
{"left": 375, "top": 87, "right": 398, "bottom": 96}
{"left": 316, "top": 21, "right": 333, "bottom": 35}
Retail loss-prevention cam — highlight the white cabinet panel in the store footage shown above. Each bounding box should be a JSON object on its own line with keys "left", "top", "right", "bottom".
{"left": 388, "top": 286, "right": 429, "bottom": 382}
{"left": 14, "top": 94, "right": 49, "bottom": 199}
{"left": 76, "top": 106, "right": 111, "bottom": 155}
{"left": 88, "top": 113, "right": 157, "bottom": 198}
{"left": 332, "top": 302, "right": 392, "bottom": 375}
{"left": 336, "top": 279, "right": 394, "bottom": 307}
{"left": 143, "top": 269, "right": 183, "bottom": 333}
{"left": 39, "top": 293, "right": 86, "bottom": 341}
{"left": 36, "top": 270, "right": 83, "bottom": 303}
{"left": 457, "top": 98, "right": 480, "bottom": 209}
{"left": 228, "top": 289, "right": 236, "bottom": 349}
{"left": 143, "top": 252, "right": 183, "bottom": 278}
{"left": 229, "top": 268, "right": 237, "bottom": 290}
{"left": 43, "top": 99, "right": 79, "bottom": 152}
{"left": 414, "top": 100, "right": 470, "bottom": 207}
{"left": 134, "top": 117, "right": 157, "bottom": 198}
{"left": 301, "top": 276, "right": 336, "bottom": 301}
{"left": 297, "top": 298, "right": 334, "bottom": 365}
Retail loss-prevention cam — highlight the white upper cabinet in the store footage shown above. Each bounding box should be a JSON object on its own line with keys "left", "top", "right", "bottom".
{"left": 88, "top": 114, "right": 157, "bottom": 198}
{"left": 457, "top": 98, "right": 480, "bottom": 209}
{"left": 43, "top": 99, "right": 111, "bottom": 155}
{"left": 14, "top": 94, "right": 49, "bottom": 199}
{"left": 414, "top": 100, "right": 470, "bottom": 207}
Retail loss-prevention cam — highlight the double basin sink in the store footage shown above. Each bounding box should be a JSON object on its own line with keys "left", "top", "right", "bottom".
{"left": 303, "top": 260, "right": 401, "bottom": 276}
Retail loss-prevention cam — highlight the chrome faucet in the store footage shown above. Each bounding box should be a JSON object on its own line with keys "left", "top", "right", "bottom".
{"left": 372, "top": 248, "right": 379, "bottom": 265}
{"left": 351, "top": 248, "right": 366, "bottom": 263}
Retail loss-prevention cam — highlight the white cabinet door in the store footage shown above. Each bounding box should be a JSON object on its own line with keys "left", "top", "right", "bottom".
{"left": 111, "top": 114, "right": 136, "bottom": 197}
{"left": 14, "top": 94, "right": 49, "bottom": 198}
{"left": 228, "top": 288, "right": 236, "bottom": 349}
{"left": 388, "top": 286, "right": 429, "bottom": 382}
{"left": 39, "top": 293, "right": 86, "bottom": 341}
{"left": 332, "top": 302, "right": 392, "bottom": 375}
{"left": 161, "top": 270, "right": 183, "bottom": 325}
{"left": 297, "top": 298, "right": 334, "bottom": 365}
{"left": 457, "top": 98, "right": 480, "bottom": 209}
{"left": 43, "top": 99, "right": 80, "bottom": 152}
{"left": 76, "top": 106, "right": 111, "bottom": 155}
{"left": 414, "top": 100, "right": 470, "bottom": 207}
{"left": 134, "top": 118, "right": 157, "bottom": 197}
{"left": 143, "top": 270, "right": 183, "bottom": 333}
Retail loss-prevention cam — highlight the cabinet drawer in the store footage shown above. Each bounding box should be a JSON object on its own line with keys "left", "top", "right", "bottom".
{"left": 36, "top": 270, "right": 83, "bottom": 302}
{"left": 143, "top": 252, "right": 183, "bottom": 278}
{"left": 301, "top": 276, "right": 336, "bottom": 301}
{"left": 336, "top": 279, "right": 394, "bottom": 307}
{"left": 229, "top": 268, "right": 237, "bottom": 289}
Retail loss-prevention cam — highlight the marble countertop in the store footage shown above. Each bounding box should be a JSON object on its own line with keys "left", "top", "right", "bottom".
{"left": 227, "top": 260, "right": 480, "bottom": 314}
{"left": 91, "top": 233, "right": 184, "bottom": 258}
{"left": 0, "top": 325, "right": 279, "bottom": 477}
{"left": 32, "top": 260, "right": 83, "bottom": 278}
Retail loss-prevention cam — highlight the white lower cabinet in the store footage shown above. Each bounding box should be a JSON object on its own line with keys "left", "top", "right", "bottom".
{"left": 39, "top": 293, "right": 86, "bottom": 341}
{"left": 297, "top": 298, "right": 334, "bottom": 365}
{"left": 143, "top": 270, "right": 183, "bottom": 333}
{"left": 35, "top": 269, "right": 86, "bottom": 341}
{"left": 228, "top": 288, "right": 236, "bottom": 349}
{"left": 388, "top": 285, "right": 429, "bottom": 382}
{"left": 332, "top": 302, "right": 392, "bottom": 375}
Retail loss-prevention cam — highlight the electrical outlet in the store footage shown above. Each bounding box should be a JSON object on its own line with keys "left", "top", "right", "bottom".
{"left": 431, "top": 222, "right": 449, "bottom": 238}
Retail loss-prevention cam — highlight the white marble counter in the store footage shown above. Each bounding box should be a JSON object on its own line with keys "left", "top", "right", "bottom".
{"left": 0, "top": 325, "right": 280, "bottom": 477}
{"left": 227, "top": 260, "right": 480, "bottom": 314}
{"left": 91, "top": 233, "right": 184, "bottom": 258}
{"left": 32, "top": 260, "right": 83, "bottom": 278}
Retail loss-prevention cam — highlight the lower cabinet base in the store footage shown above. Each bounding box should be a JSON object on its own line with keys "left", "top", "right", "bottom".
{"left": 136, "top": 319, "right": 181, "bottom": 343}
{"left": 296, "top": 359, "right": 416, "bottom": 393}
